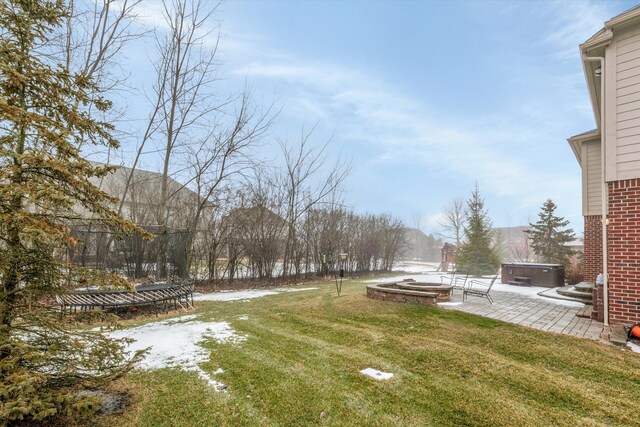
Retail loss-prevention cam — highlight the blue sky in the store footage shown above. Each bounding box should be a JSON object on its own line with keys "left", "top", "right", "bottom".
{"left": 115, "top": 0, "right": 639, "bottom": 236}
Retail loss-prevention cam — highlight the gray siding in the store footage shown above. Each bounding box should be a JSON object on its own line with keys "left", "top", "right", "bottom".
{"left": 615, "top": 25, "right": 640, "bottom": 178}
{"left": 584, "top": 140, "right": 602, "bottom": 215}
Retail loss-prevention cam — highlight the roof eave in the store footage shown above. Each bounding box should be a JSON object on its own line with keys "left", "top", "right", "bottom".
{"left": 605, "top": 5, "right": 640, "bottom": 29}
{"left": 579, "top": 6, "right": 640, "bottom": 129}
{"left": 579, "top": 29, "right": 612, "bottom": 131}
{"left": 567, "top": 130, "right": 600, "bottom": 165}
{"left": 580, "top": 28, "right": 613, "bottom": 52}
{"left": 567, "top": 138, "right": 582, "bottom": 164}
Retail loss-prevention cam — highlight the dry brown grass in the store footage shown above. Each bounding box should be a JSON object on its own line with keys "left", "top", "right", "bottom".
{"left": 94, "top": 278, "right": 640, "bottom": 427}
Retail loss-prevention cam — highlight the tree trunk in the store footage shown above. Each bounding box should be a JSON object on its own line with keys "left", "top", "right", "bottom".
{"left": 1, "top": 57, "right": 28, "bottom": 341}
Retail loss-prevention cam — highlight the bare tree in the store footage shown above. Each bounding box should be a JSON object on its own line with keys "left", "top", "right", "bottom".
{"left": 139, "top": 0, "right": 224, "bottom": 276}
{"left": 438, "top": 197, "right": 465, "bottom": 246}
{"left": 411, "top": 210, "right": 423, "bottom": 232}
{"left": 54, "top": 0, "right": 146, "bottom": 274}
{"left": 184, "top": 91, "right": 275, "bottom": 273}
{"left": 511, "top": 233, "right": 533, "bottom": 263}
{"left": 198, "top": 193, "right": 233, "bottom": 281}
{"left": 410, "top": 210, "right": 423, "bottom": 260}
{"left": 62, "top": 0, "right": 143, "bottom": 90}
{"left": 60, "top": 0, "right": 144, "bottom": 158}
{"left": 279, "top": 127, "right": 351, "bottom": 278}
{"left": 53, "top": 0, "right": 144, "bottom": 176}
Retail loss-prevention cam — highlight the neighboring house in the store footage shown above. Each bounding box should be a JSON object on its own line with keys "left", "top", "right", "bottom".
{"left": 568, "top": 6, "right": 640, "bottom": 325}
{"left": 92, "top": 165, "right": 203, "bottom": 229}
{"left": 564, "top": 240, "right": 585, "bottom": 254}
{"left": 400, "top": 228, "right": 443, "bottom": 262}
{"left": 72, "top": 164, "right": 212, "bottom": 278}
{"left": 493, "top": 226, "right": 532, "bottom": 262}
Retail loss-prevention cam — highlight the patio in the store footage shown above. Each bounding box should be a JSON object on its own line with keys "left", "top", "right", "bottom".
{"left": 441, "top": 288, "right": 603, "bottom": 340}
{"left": 371, "top": 269, "right": 604, "bottom": 341}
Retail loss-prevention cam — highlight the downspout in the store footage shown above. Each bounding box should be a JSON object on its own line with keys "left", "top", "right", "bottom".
{"left": 583, "top": 55, "right": 608, "bottom": 326}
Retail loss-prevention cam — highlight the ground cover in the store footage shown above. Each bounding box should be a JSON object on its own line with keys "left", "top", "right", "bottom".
{"left": 98, "top": 276, "right": 640, "bottom": 427}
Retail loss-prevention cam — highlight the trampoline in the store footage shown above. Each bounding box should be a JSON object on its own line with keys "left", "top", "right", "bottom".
{"left": 57, "top": 282, "right": 195, "bottom": 315}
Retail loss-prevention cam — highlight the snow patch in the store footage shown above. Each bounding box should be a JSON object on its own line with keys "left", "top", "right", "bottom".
{"left": 237, "top": 315, "right": 249, "bottom": 320}
{"left": 438, "top": 302, "right": 463, "bottom": 306}
{"left": 627, "top": 341, "right": 640, "bottom": 353}
{"left": 106, "top": 314, "right": 243, "bottom": 390}
{"left": 364, "top": 274, "right": 435, "bottom": 284}
{"left": 193, "top": 287, "right": 318, "bottom": 302}
{"left": 165, "top": 314, "right": 199, "bottom": 323}
{"left": 393, "top": 261, "right": 439, "bottom": 273}
{"left": 360, "top": 368, "right": 394, "bottom": 380}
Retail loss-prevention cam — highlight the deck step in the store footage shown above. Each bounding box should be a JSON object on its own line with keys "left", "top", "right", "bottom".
{"left": 537, "top": 287, "right": 592, "bottom": 305}
{"left": 574, "top": 282, "right": 594, "bottom": 293}
{"left": 508, "top": 280, "right": 531, "bottom": 287}
{"left": 508, "top": 276, "right": 532, "bottom": 287}
{"left": 576, "top": 305, "right": 593, "bottom": 319}
{"left": 556, "top": 285, "right": 593, "bottom": 302}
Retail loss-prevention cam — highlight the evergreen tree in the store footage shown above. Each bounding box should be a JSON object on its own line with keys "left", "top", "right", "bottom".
{"left": 525, "top": 199, "right": 576, "bottom": 265}
{"left": 0, "top": 1, "right": 145, "bottom": 423}
{"left": 456, "top": 185, "right": 501, "bottom": 276}
{"left": 493, "top": 228, "right": 508, "bottom": 260}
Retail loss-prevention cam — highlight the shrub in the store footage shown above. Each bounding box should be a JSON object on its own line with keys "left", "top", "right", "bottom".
{"left": 565, "top": 257, "right": 584, "bottom": 285}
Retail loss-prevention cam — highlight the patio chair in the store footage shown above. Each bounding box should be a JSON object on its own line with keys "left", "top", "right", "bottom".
{"left": 463, "top": 273, "right": 499, "bottom": 305}
{"left": 440, "top": 271, "right": 469, "bottom": 293}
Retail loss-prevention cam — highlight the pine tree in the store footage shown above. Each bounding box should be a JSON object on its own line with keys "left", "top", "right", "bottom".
{"left": 525, "top": 199, "right": 576, "bottom": 265}
{"left": 0, "top": 1, "right": 145, "bottom": 423}
{"left": 456, "top": 185, "right": 501, "bottom": 276}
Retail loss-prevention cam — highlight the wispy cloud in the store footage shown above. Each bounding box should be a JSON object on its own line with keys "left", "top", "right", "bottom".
{"left": 174, "top": 0, "right": 623, "bottom": 227}
{"left": 232, "top": 55, "right": 581, "bottom": 210}
{"left": 542, "top": 0, "right": 614, "bottom": 61}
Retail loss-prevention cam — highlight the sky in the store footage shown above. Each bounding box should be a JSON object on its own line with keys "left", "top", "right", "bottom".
{"left": 110, "top": 0, "right": 640, "bottom": 236}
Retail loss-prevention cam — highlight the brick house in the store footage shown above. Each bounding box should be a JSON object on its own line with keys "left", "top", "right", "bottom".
{"left": 568, "top": 6, "right": 640, "bottom": 326}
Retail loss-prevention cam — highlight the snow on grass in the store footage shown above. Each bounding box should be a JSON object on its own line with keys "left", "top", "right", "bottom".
{"left": 393, "top": 261, "right": 439, "bottom": 273}
{"left": 360, "top": 368, "right": 394, "bottom": 380}
{"left": 106, "top": 314, "right": 244, "bottom": 391}
{"left": 364, "top": 274, "right": 441, "bottom": 284}
{"left": 627, "top": 341, "right": 640, "bottom": 353}
{"left": 105, "top": 287, "right": 319, "bottom": 390}
{"left": 193, "top": 287, "right": 318, "bottom": 302}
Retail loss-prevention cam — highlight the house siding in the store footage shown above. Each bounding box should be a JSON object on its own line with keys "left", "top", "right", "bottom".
{"left": 614, "top": 25, "right": 640, "bottom": 180}
{"left": 583, "top": 140, "right": 602, "bottom": 215}
{"left": 575, "top": 9, "right": 640, "bottom": 326}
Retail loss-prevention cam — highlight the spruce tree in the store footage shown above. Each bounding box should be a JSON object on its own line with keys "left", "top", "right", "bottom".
{"left": 456, "top": 185, "right": 501, "bottom": 276}
{"left": 0, "top": 1, "right": 145, "bottom": 423}
{"left": 525, "top": 199, "right": 576, "bottom": 265}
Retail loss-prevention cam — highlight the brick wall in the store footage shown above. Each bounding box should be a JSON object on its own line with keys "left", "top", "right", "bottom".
{"left": 584, "top": 215, "right": 604, "bottom": 321}
{"left": 606, "top": 179, "right": 640, "bottom": 325}
{"left": 592, "top": 284, "right": 604, "bottom": 322}
{"left": 583, "top": 215, "right": 603, "bottom": 283}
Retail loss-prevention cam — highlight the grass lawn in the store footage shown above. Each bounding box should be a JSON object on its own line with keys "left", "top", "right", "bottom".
{"left": 99, "top": 277, "right": 640, "bottom": 427}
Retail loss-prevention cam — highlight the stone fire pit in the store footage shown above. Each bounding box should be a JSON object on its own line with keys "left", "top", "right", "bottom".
{"left": 366, "top": 280, "right": 452, "bottom": 306}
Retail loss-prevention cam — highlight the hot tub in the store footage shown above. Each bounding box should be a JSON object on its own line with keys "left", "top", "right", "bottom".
{"left": 501, "top": 263, "right": 565, "bottom": 288}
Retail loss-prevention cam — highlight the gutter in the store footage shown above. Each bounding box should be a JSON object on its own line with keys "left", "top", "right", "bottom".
{"left": 582, "top": 55, "right": 609, "bottom": 327}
